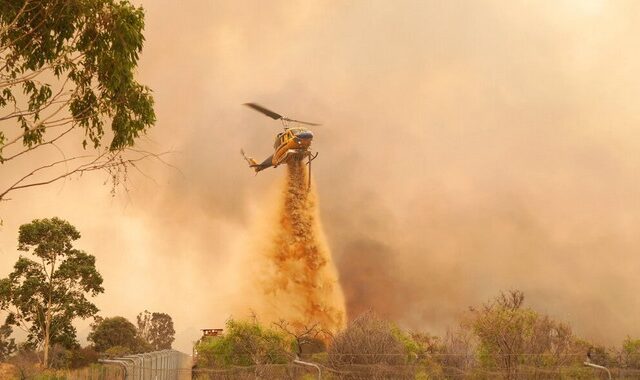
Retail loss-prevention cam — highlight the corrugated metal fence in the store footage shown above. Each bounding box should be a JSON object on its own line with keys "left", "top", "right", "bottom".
{"left": 100, "top": 349, "right": 192, "bottom": 380}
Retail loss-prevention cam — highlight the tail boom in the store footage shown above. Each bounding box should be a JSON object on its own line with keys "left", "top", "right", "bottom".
{"left": 241, "top": 149, "right": 272, "bottom": 173}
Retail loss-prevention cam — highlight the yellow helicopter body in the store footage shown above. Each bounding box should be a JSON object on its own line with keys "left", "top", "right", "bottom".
{"left": 241, "top": 103, "right": 319, "bottom": 173}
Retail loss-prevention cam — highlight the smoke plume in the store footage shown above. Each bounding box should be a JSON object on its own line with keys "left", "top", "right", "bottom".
{"left": 2, "top": 0, "right": 640, "bottom": 351}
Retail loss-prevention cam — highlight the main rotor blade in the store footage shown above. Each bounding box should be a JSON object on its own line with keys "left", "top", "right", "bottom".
{"left": 282, "top": 117, "right": 322, "bottom": 126}
{"left": 243, "top": 103, "right": 283, "bottom": 120}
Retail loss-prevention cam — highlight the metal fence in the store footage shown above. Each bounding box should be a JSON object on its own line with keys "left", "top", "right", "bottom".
{"left": 100, "top": 349, "right": 192, "bottom": 380}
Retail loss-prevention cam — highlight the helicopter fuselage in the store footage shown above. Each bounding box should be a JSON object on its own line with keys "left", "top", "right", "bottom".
{"left": 241, "top": 103, "right": 320, "bottom": 174}
{"left": 272, "top": 128, "right": 314, "bottom": 166}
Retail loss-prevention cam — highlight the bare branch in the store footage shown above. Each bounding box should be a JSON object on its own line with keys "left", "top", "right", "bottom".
{"left": 0, "top": 149, "right": 173, "bottom": 201}
{"left": 1, "top": 126, "right": 74, "bottom": 163}
{"left": 0, "top": 155, "right": 95, "bottom": 201}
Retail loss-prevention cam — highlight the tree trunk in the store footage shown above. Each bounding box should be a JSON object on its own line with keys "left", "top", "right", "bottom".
{"left": 44, "top": 310, "right": 50, "bottom": 368}
{"left": 43, "top": 257, "right": 55, "bottom": 368}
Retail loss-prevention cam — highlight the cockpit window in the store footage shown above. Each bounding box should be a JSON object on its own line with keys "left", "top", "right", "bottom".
{"left": 274, "top": 133, "right": 283, "bottom": 148}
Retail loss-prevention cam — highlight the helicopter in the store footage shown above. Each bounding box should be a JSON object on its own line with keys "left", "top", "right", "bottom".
{"left": 241, "top": 103, "right": 319, "bottom": 187}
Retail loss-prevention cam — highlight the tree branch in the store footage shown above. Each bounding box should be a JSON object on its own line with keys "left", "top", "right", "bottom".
{"left": 1, "top": 126, "right": 74, "bottom": 162}
{"left": 0, "top": 149, "right": 173, "bottom": 201}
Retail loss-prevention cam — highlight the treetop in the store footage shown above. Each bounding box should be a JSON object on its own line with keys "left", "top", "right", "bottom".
{"left": 18, "top": 217, "right": 81, "bottom": 261}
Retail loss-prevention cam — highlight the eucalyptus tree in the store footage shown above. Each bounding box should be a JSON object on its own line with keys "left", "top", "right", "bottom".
{"left": 0, "top": 217, "right": 104, "bottom": 367}
{"left": 0, "top": 0, "right": 156, "bottom": 203}
{"left": 137, "top": 310, "right": 176, "bottom": 350}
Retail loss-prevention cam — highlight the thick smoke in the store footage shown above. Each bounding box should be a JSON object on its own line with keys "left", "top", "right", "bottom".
{"left": 1, "top": 0, "right": 640, "bottom": 352}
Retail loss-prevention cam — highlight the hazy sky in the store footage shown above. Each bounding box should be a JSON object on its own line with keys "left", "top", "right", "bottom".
{"left": 1, "top": 0, "right": 640, "bottom": 352}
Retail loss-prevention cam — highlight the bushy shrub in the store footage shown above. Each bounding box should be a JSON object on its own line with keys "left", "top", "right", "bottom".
{"left": 195, "top": 318, "right": 293, "bottom": 368}
{"left": 328, "top": 312, "right": 407, "bottom": 367}
{"left": 462, "top": 290, "right": 587, "bottom": 379}
{"left": 326, "top": 312, "right": 420, "bottom": 379}
{"left": 29, "top": 344, "right": 99, "bottom": 370}
{"left": 104, "top": 345, "right": 132, "bottom": 358}
{"left": 390, "top": 325, "right": 422, "bottom": 363}
{"left": 66, "top": 346, "right": 99, "bottom": 368}
{"left": 621, "top": 337, "right": 640, "bottom": 369}
{"left": 7, "top": 346, "right": 40, "bottom": 379}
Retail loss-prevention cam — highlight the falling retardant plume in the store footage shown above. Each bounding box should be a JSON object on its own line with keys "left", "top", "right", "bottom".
{"left": 233, "top": 159, "right": 346, "bottom": 333}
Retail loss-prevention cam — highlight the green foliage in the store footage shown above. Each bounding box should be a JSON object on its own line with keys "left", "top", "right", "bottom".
{"left": 391, "top": 324, "right": 421, "bottom": 363}
{"left": 48, "top": 344, "right": 99, "bottom": 369}
{"left": 0, "top": 322, "right": 16, "bottom": 360}
{"left": 310, "top": 351, "right": 328, "bottom": 365}
{"left": 4, "top": 362, "right": 116, "bottom": 380}
{"left": 136, "top": 310, "right": 176, "bottom": 350}
{"left": 65, "top": 346, "right": 100, "bottom": 369}
{"left": 104, "top": 345, "right": 132, "bottom": 358}
{"left": 577, "top": 339, "right": 617, "bottom": 368}
{"left": 17, "top": 218, "right": 81, "bottom": 258}
{"left": 466, "top": 290, "right": 584, "bottom": 378}
{"left": 49, "top": 344, "right": 98, "bottom": 369}
{"left": 622, "top": 337, "right": 640, "bottom": 368}
{"left": 88, "top": 316, "right": 151, "bottom": 354}
{"left": 0, "top": 0, "right": 155, "bottom": 159}
{"left": 0, "top": 218, "right": 104, "bottom": 367}
{"left": 195, "top": 318, "right": 292, "bottom": 368}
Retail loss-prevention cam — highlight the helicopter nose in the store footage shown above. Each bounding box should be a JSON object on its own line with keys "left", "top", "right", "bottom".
{"left": 297, "top": 131, "right": 314, "bottom": 140}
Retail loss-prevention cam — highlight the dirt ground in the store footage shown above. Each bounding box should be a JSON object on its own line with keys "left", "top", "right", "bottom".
{"left": 0, "top": 363, "right": 16, "bottom": 379}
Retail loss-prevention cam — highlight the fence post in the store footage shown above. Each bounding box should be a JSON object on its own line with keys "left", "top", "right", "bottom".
{"left": 294, "top": 358, "right": 322, "bottom": 380}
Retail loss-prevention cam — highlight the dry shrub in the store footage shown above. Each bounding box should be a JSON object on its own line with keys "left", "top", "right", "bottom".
{"left": 192, "top": 364, "right": 315, "bottom": 380}
{"left": 7, "top": 346, "right": 40, "bottom": 379}
{"left": 0, "top": 363, "right": 17, "bottom": 379}
{"left": 465, "top": 290, "right": 587, "bottom": 379}
{"left": 329, "top": 312, "right": 405, "bottom": 366}
{"left": 436, "top": 329, "right": 477, "bottom": 379}
{"left": 327, "top": 311, "right": 415, "bottom": 379}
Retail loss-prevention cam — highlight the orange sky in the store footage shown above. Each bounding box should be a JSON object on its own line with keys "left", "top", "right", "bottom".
{"left": 1, "top": 0, "right": 640, "bottom": 351}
